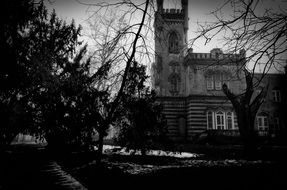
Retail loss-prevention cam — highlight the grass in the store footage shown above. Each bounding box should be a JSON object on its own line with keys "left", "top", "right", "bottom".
{"left": 55, "top": 144, "right": 287, "bottom": 189}
{"left": 2, "top": 143, "right": 287, "bottom": 189}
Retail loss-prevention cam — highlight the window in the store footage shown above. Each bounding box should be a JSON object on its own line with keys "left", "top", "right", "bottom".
{"left": 206, "top": 73, "right": 229, "bottom": 91}
{"left": 174, "top": 65, "right": 179, "bottom": 73}
{"left": 206, "top": 76, "right": 214, "bottom": 90}
{"left": 169, "top": 62, "right": 180, "bottom": 73}
{"left": 257, "top": 116, "right": 268, "bottom": 131}
{"left": 214, "top": 74, "right": 222, "bottom": 90}
{"left": 272, "top": 90, "right": 281, "bottom": 102}
{"left": 222, "top": 75, "right": 230, "bottom": 88}
{"left": 170, "top": 77, "right": 178, "bottom": 92}
{"left": 215, "top": 111, "right": 225, "bottom": 129}
{"left": 169, "top": 72, "right": 180, "bottom": 95}
{"left": 169, "top": 32, "right": 179, "bottom": 53}
{"left": 226, "top": 112, "right": 233, "bottom": 129}
{"left": 206, "top": 111, "right": 235, "bottom": 130}
{"left": 207, "top": 111, "right": 213, "bottom": 129}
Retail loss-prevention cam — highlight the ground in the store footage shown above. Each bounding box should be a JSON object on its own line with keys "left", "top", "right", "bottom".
{"left": 1, "top": 143, "right": 287, "bottom": 189}
{"left": 60, "top": 144, "right": 287, "bottom": 189}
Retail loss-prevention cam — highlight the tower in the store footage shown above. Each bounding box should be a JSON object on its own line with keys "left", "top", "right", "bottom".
{"left": 153, "top": 0, "right": 189, "bottom": 96}
{"left": 151, "top": 1, "right": 277, "bottom": 143}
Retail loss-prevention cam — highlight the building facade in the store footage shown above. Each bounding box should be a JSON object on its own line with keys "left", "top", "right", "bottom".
{"left": 253, "top": 73, "right": 287, "bottom": 138}
{"left": 152, "top": 0, "right": 286, "bottom": 141}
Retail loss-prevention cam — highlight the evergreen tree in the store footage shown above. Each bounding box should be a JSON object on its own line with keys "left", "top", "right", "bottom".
{"left": 116, "top": 62, "right": 167, "bottom": 155}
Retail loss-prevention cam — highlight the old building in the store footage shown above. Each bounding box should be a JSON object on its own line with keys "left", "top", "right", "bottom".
{"left": 151, "top": 0, "right": 286, "bottom": 142}
{"left": 253, "top": 72, "right": 287, "bottom": 138}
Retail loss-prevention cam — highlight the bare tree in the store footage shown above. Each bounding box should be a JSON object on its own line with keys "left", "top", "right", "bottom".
{"left": 222, "top": 69, "right": 267, "bottom": 155}
{"left": 193, "top": 0, "right": 287, "bottom": 155}
{"left": 194, "top": 0, "right": 287, "bottom": 75}
{"left": 76, "top": 0, "right": 154, "bottom": 163}
{"left": 86, "top": 10, "right": 128, "bottom": 91}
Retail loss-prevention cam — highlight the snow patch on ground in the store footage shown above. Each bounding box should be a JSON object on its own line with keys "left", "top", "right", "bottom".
{"left": 92, "top": 145, "right": 275, "bottom": 175}
{"left": 95, "top": 145, "right": 200, "bottom": 158}
{"left": 102, "top": 158, "right": 274, "bottom": 175}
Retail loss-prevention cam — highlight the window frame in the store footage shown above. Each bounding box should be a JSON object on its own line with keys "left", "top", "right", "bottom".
{"left": 206, "top": 73, "right": 230, "bottom": 91}
{"left": 170, "top": 77, "right": 179, "bottom": 92}
{"left": 206, "top": 75, "right": 214, "bottom": 90}
{"left": 257, "top": 116, "right": 269, "bottom": 131}
{"left": 272, "top": 90, "right": 281, "bottom": 102}
{"left": 206, "top": 111, "right": 235, "bottom": 130}
{"left": 215, "top": 111, "right": 225, "bottom": 130}
{"left": 214, "top": 74, "right": 222, "bottom": 90}
{"left": 168, "top": 32, "right": 179, "bottom": 53}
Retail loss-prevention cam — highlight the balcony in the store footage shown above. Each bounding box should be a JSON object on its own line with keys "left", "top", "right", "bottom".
{"left": 205, "top": 129, "right": 281, "bottom": 138}
{"left": 207, "top": 130, "right": 240, "bottom": 136}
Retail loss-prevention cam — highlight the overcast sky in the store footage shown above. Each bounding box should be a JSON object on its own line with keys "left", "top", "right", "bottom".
{"left": 45, "top": 0, "right": 230, "bottom": 48}
{"left": 46, "top": 0, "right": 286, "bottom": 72}
{"left": 46, "top": 0, "right": 284, "bottom": 50}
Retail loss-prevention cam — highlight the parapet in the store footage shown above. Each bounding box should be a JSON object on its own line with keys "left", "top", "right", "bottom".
{"left": 185, "top": 48, "right": 246, "bottom": 61}
{"left": 161, "top": 8, "right": 184, "bottom": 20}
{"left": 163, "top": 8, "right": 183, "bottom": 14}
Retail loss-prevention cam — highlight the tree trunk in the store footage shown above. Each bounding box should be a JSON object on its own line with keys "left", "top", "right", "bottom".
{"left": 236, "top": 109, "right": 258, "bottom": 159}
{"left": 96, "top": 129, "right": 105, "bottom": 165}
{"left": 222, "top": 78, "right": 262, "bottom": 160}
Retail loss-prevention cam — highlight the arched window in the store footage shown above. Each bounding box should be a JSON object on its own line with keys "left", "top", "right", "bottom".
{"left": 170, "top": 76, "right": 179, "bottom": 92}
{"left": 207, "top": 110, "right": 235, "bottom": 130}
{"left": 168, "top": 73, "right": 180, "bottom": 95}
{"left": 169, "top": 32, "right": 179, "bottom": 53}
{"left": 169, "top": 61, "right": 180, "bottom": 73}
{"left": 215, "top": 111, "right": 225, "bottom": 130}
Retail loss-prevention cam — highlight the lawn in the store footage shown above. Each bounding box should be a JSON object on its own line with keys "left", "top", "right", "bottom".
{"left": 56, "top": 144, "right": 287, "bottom": 189}
{"left": 2, "top": 143, "right": 286, "bottom": 189}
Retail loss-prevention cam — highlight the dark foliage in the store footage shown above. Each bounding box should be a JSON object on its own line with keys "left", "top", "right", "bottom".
{"left": 0, "top": 0, "right": 155, "bottom": 156}
{"left": 0, "top": 0, "right": 49, "bottom": 147}
{"left": 115, "top": 62, "right": 167, "bottom": 155}
{"left": 0, "top": 0, "right": 106, "bottom": 151}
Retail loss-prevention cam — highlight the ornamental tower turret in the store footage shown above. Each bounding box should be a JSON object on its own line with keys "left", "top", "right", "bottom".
{"left": 153, "top": 0, "right": 189, "bottom": 96}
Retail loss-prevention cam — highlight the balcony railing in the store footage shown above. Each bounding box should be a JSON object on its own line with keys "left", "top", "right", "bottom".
{"left": 207, "top": 129, "right": 280, "bottom": 137}
{"left": 207, "top": 130, "right": 240, "bottom": 136}
{"left": 257, "top": 130, "right": 268, "bottom": 136}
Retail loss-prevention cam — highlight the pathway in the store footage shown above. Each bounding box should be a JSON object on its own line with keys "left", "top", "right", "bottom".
{"left": 0, "top": 144, "right": 87, "bottom": 190}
